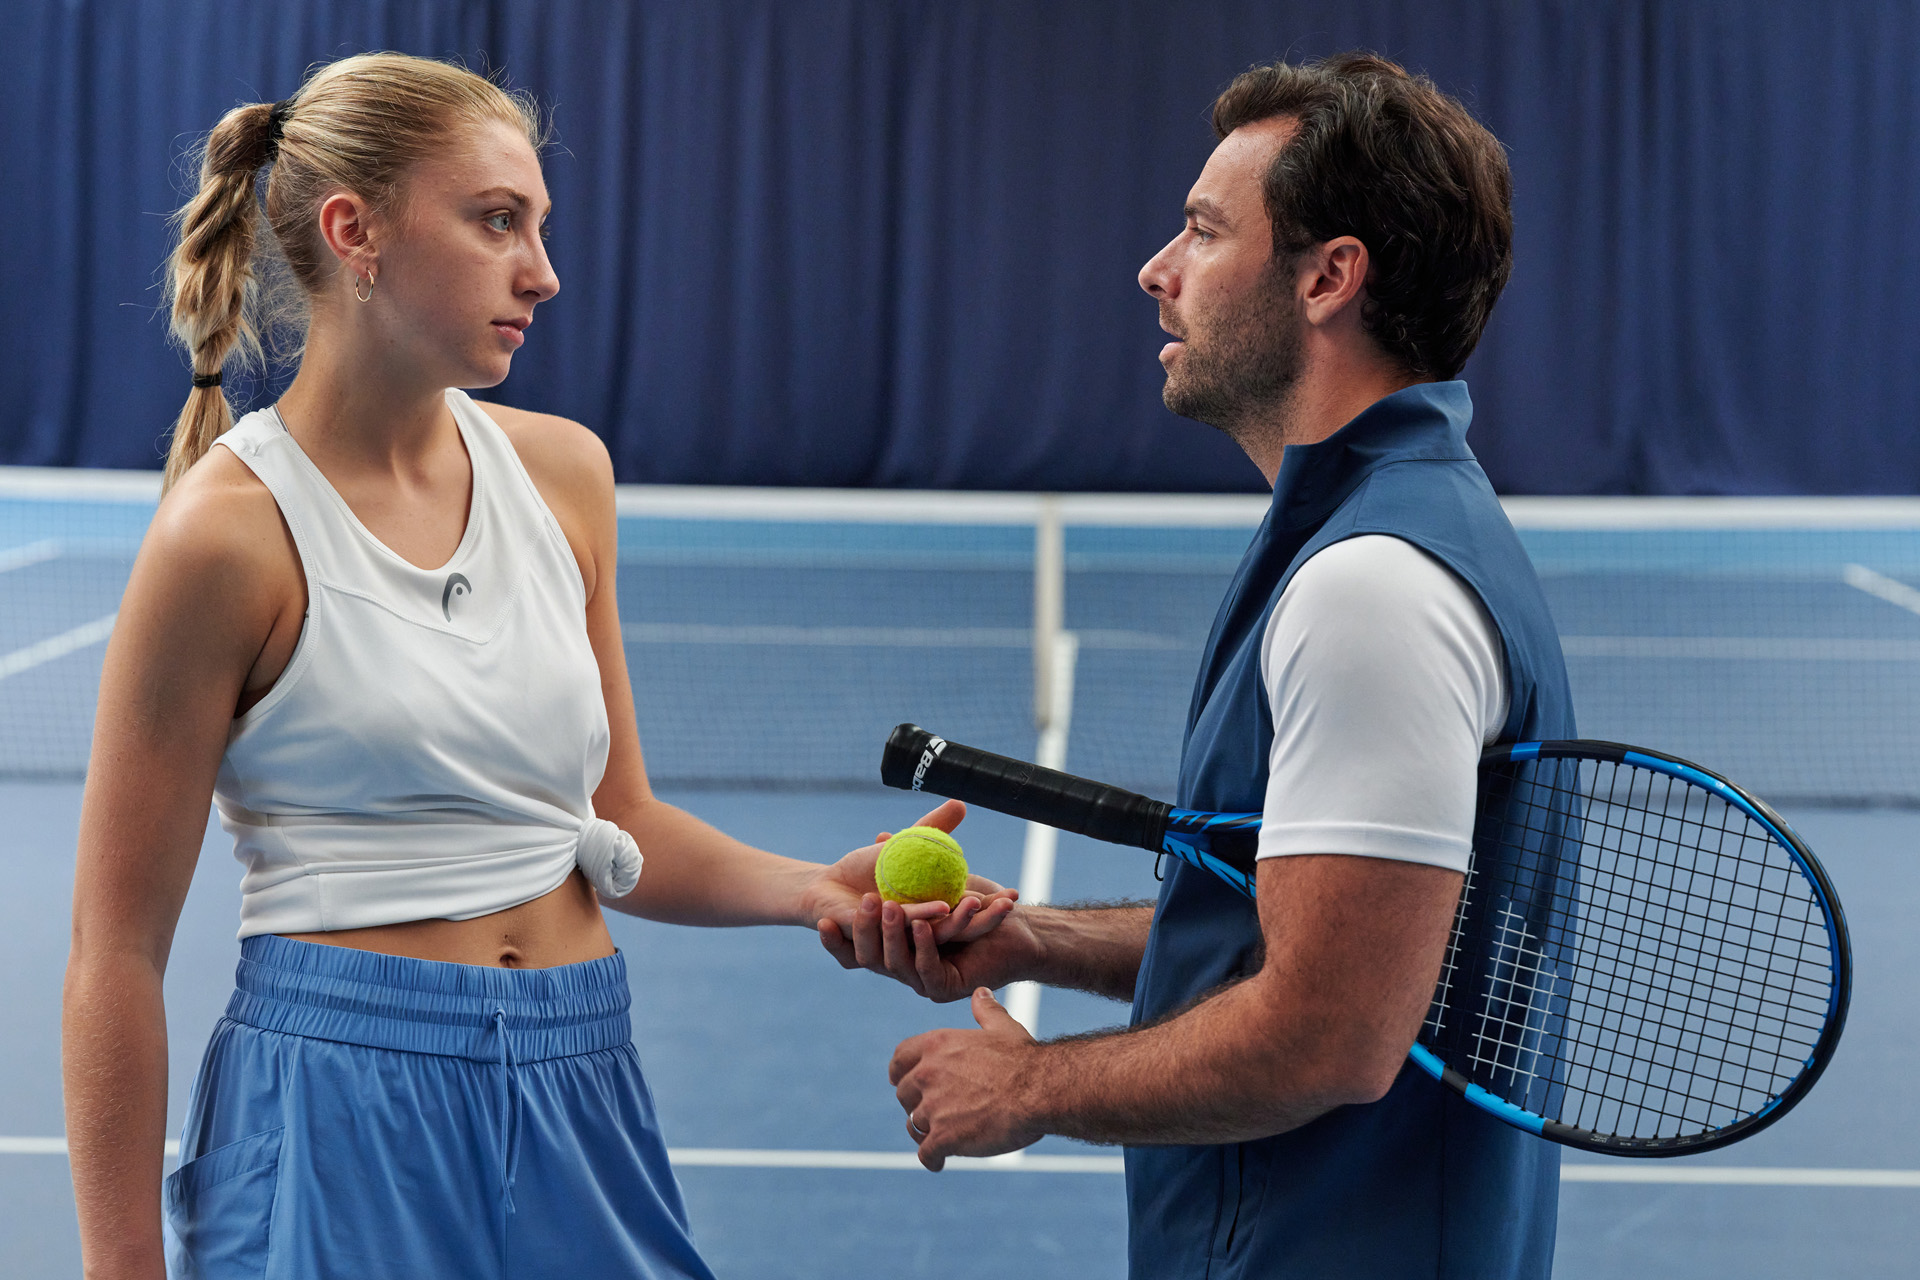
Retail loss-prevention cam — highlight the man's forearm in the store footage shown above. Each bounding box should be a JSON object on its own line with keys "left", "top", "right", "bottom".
{"left": 1006, "top": 856, "right": 1458, "bottom": 1147}
{"left": 1020, "top": 969, "right": 1382, "bottom": 1147}
{"left": 1026, "top": 902, "right": 1154, "bottom": 1001}
{"left": 895, "top": 858, "right": 1455, "bottom": 1163}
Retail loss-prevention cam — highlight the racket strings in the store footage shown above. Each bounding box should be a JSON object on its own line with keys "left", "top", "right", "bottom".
{"left": 1423, "top": 865, "right": 1476, "bottom": 1042}
{"left": 1542, "top": 763, "right": 1823, "bottom": 1136}
{"left": 1516, "top": 765, "right": 1825, "bottom": 1139}
{"left": 1467, "top": 902, "right": 1559, "bottom": 1099}
{"left": 1429, "top": 757, "right": 1835, "bottom": 1143}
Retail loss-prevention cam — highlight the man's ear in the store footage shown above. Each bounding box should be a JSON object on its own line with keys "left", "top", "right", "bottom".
{"left": 1300, "top": 236, "right": 1370, "bottom": 328}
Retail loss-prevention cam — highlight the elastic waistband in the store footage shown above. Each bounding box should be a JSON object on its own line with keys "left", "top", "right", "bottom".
{"left": 225, "top": 934, "right": 632, "bottom": 1062}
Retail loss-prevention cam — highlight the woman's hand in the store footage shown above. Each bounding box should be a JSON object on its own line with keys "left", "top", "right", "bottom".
{"left": 823, "top": 890, "right": 1048, "bottom": 1002}
{"left": 805, "top": 799, "right": 1019, "bottom": 994}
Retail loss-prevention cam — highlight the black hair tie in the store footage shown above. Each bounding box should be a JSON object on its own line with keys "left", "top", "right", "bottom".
{"left": 263, "top": 98, "right": 294, "bottom": 163}
{"left": 192, "top": 371, "right": 223, "bottom": 389}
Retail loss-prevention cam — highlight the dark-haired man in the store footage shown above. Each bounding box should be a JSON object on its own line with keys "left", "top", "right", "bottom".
{"left": 823, "top": 54, "right": 1570, "bottom": 1278}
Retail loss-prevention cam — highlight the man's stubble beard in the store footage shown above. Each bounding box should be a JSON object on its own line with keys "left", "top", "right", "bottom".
{"left": 1160, "top": 266, "right": 1305, "bottom": 457}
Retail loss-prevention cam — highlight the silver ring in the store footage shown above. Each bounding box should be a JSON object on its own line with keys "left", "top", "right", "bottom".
{"left": 908, "top": 1113, "right": 927, "bottom": 1137}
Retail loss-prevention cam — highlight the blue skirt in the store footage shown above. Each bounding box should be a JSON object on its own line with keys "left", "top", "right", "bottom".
{"left": 164, "top": 934, "right": 716, "bottom": 1280}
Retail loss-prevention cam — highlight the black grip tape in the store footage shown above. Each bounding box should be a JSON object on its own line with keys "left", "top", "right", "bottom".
{"left": 882, "top": 724, "right": 1171, "bottom": 852}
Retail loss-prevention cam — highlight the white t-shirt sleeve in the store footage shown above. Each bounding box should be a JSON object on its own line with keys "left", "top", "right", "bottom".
{"left": 1257, "top": 534, "right": 1509, "bottom": 874}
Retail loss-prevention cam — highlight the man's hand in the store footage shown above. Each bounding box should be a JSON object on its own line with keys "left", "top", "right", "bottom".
{"left": 819, "top": 887, "right": 1046, "bottom": 1001}
{"left": 804, "top": 800, "right": 1017, "bottom": 964}
{"left": 890, "top": 988, "right": 1047, "bottom": 1171}
{"left": 879, "top": 856, "right": 1462, "bottom": 1152}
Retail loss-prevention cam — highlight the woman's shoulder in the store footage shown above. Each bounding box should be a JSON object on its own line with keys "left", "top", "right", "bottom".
{"left": 130, "top": 443, "right": 301, "bottom": 647}
{"left": 149, "top": 443, "right": 293, "bottom": 576}
{"left": 467, "top": 399, "right": 614, "bottom": 519}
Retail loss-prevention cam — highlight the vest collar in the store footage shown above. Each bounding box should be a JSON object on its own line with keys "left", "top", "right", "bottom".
{"left": 1268, "top": 380, "right": 1476, "bottom": 529}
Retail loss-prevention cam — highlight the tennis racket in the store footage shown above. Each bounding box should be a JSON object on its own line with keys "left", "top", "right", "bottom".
{"left": 881, "top": 723, "right": 1851, "bottom": 1157}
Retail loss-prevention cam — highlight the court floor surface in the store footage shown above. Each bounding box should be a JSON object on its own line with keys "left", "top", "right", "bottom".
{"left": 4, "top": 784, "right": 1915, "bottom": 1278}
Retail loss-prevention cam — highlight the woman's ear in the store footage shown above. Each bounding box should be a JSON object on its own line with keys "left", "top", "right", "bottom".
{"left": 314, "top": 190, "right": 377, "bottom": 271}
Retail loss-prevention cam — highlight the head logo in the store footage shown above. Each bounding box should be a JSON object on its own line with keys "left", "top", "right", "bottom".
{"left": 441, "top": 573, "right": 472, "bottom": 621}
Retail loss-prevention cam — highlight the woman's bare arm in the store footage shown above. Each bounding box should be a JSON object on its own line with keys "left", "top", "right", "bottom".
{"left": 485, "top": 404, "right": 1013, "bottom": 938}
{"left": 64, "top": 455, "right": 296, "bottom": 1279}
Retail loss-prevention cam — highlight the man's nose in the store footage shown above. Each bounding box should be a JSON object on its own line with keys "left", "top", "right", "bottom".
{"left": 1139, "top": 236, "right": 1180, "bottom": 299}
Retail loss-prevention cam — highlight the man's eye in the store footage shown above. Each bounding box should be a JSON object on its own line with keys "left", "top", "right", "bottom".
{"left": 485, "top": 212, "right": 512, "bottom": 232}
{"left": 539, "top": 219, "right": 551, "bottom": 241}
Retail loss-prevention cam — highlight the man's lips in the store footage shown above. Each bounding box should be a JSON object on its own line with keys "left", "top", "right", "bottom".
{"left": 1158, "top": 314, "right": 1187, "bottom": 364}
{"left": 491, "top": 318, "right": 530, "bottom": 346}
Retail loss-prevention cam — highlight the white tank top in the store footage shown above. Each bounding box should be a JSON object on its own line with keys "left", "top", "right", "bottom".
{"left": 211, "top": 390, "right": 639, "bottom": 939}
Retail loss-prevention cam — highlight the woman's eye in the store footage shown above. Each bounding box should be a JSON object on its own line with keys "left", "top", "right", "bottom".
{"left": 485, "top": 212, "right": 512, "bottom": 233}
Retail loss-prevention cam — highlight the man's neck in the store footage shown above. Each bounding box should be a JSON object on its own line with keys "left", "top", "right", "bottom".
{"left": 1246, "top": 356, "right": 1421, "bottom": 486}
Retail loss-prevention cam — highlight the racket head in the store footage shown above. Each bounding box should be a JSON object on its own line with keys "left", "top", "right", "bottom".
{"left": 1419, "top": 740, "right": 1852, "bottom": 1156}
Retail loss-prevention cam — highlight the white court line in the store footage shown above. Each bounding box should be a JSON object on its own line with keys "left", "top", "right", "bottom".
{"left": 1843, "top": 563, "right": 1920, "bottom": 617}
{"left": 0, "top": 613, "right": 117, "bottom": 682}
{"left": 666, "top": 1149, "right": 1120, "bottom": 1173}
{"left": 4, "top": 1138, "right": 1916, "bottom": 1185}
{"left": 612, "top": 485, "right": 1270, "bottom": 527}
{"left": 0, "top": 1139, "right": 184, "bottom": 1157}
{"left": 0, "top": 467, "right": 161, "bottom": 501}
{"left": 1559, "top": 1164, "right": 1920, "bottom": 1188}
{"left": 10, "top": 470, "right": 1920, "bottom": 529}
{"left": 611, "top": 486, "right": 1920, "bottom": 529}
{"left": 0, "top": 1138, "right": 1114, "bottom": 1172}
{"left": 626, "top": 625, "right": 1920, "bottom": 660}
{"left": 0, "top": 539, "right": 61, "bottom": 574}
{"left": 620, "top": 623, "right": 1183, "bottom": 651}
{"left": 1505, "top": 496, "right": 1920, "bottom": 528}
{"left": 1561, "top": 634, "right": 1920, "bottom": 660}
{"left": 1005, "top": 631, "right": 1079, "bottom": 1035}
{"left": 0, "top": 1138, "right": 87, "bottom": 1155}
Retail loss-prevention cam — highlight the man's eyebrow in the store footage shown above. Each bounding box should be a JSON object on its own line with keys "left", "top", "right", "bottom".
{"left": 471, "top": 187, "right": 552, "bottom": 215}
{"left": 1184, "top": 197, "right": 1231, "bottom": 227}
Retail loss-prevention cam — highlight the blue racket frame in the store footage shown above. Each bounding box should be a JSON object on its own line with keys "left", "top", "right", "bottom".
{"left": 880, "top": 724, "right": 1854, "bottom": 1156}
{"left": 1149, "top": 741, "right": 1853, "bottom": 1154}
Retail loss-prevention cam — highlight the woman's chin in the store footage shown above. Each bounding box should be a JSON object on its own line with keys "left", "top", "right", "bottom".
{"left": 460, "top": 356, "right": 515, "bottom": 390}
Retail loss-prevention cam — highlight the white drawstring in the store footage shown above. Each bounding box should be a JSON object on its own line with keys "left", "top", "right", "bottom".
{"left": 493, "top": 1007, "right": 522, "bottom": 1275}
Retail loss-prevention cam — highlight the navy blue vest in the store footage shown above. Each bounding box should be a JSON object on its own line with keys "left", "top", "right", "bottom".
{"left": 1125, "top": 382, "right": 1574, "bottom": 1280}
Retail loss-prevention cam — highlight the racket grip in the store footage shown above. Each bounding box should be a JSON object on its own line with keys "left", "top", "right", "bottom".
{"left": 881, "top": 724, "right": 1171, "bottom": 853}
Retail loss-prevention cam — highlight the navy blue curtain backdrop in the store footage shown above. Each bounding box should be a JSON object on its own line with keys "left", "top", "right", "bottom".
{"left": 7, "top": 1, "right": 1920, "bottom": 493}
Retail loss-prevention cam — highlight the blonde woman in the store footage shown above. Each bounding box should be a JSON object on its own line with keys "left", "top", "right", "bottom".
{"left": 62, "top": 53, "right": 1010, "bottom": 1278}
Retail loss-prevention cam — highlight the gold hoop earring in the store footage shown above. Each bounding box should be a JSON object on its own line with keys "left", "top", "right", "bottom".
{"left": 355, "top": 270, "right": 375, "bottom": 303}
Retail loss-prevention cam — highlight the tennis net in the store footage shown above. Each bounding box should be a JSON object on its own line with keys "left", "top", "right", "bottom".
{"left": 4, "top": 469, "right": 1919, "bottom": 806}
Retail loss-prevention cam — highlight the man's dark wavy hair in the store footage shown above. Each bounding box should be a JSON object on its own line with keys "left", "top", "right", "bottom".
{"left": 1212, "top": 53, "right": 1513, "bottom": 382}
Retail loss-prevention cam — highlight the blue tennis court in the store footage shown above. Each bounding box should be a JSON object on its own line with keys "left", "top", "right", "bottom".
{"left": 17, "top": 8, "right": 1920, "bottom": 1274}
{"left": 4, "top": 482, "right": 1919, "bottom": 1276}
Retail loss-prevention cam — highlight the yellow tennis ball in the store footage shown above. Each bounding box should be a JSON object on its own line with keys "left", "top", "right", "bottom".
{"left": 875, "top": 826, "right": 969, "bottom": 907}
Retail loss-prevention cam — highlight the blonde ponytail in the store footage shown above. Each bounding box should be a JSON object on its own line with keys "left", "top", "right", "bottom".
{"left": 162, "top": 100, "right": 278, "bottom": 493}
{"left": 160, "top": 54, "right": 546, "bottom": 493}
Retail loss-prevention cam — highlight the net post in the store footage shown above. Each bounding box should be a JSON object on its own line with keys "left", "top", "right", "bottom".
{"left": 1007, "top": 629, "right": 1080, "bottom": 1036}
{"left": 1033, "top": 494, "right": 1064, "bottom": 731}
{"left": 1014, "top": 500, "right": 1070, "bottom": 1035}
